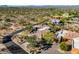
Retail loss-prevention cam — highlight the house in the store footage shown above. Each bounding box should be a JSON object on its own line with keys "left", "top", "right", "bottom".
{"left": 71, "top": 37, "right": 79, "bottom": 54}
{"left": 51, "top": 16, "right": 63, "bottom": 19}
{"left": 29, "top": 25, "right": 50, "bottom": 39}
{"left": 50, "top": 19, "right": 60, "bottom": 25}
{"left": 33, "top": 25, "right": 42, "bottom": 28}
{"left": 72, "top": 37, "right": 79, "bottom": 49}
{"left": 38, "top": 25, "right": 50, "bottom": 31}
{"left": 56, "top": 30, "right": 79, "bottom": 40}
{"left": 56, "top": 30, "right": 79, "bottom": 54}
{"left": 32, "top": 25, "right": 50, "bottom": 32}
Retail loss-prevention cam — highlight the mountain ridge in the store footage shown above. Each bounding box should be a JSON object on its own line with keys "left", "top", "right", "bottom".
{"left": 0, "top": 5, "right": 79, "bottom": 8}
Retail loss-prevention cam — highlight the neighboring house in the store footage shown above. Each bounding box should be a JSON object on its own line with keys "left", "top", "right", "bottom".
{"left": 51, "top": 16, "right": 63, "bottom": 19}
{"left": 29, "top": 25, "right": 50, "bottom": 39}
{"left": 33, "top": 25, "right": 50, "bottom": 32}
{"left": 38, "top": 25, "right": 50, "bottom": 31}
{"left": 33, "top": 25, "right": 42, "bottom": 29}
{"left": 35, "top": 25, "right": 50, "bottom": 39}
{"left": 50, "top": 19, "right": 60, "bottom": 25}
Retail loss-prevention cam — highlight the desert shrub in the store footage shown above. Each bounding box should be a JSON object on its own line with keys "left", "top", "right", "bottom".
{"left": 25, "top": 23, "right": 33, "bottom": 31}
{"left": 59, "top": 42, "right": 71, "bottom": 51}
{"left": 42, "top": 32, "right": 54, "bottom": 44}
{"left": 0, "top": 21, "right": 10, "bottom": 29}
{"left": 5, "top": 19, "right": 11, "bottom": 22}
{"left": 26, "top": 36, "right": 38, "bottom": 47}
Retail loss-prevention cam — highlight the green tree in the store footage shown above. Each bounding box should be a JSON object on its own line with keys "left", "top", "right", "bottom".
{"left": 42, "top": 32, "right": 54, "bottom": 44}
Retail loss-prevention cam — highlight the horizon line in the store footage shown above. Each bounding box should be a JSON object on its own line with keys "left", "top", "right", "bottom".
{"left": 0, "top": 5, "right": 79, "bottom": 6}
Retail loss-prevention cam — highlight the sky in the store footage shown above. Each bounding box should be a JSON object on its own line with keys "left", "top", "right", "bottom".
{"left": 0, "top": 0, "right": 79, "bottom": 5}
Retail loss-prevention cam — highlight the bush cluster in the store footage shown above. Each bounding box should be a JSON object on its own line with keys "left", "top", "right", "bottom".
{"left": 59, "top": 42, "right": 71, "bottom": 51}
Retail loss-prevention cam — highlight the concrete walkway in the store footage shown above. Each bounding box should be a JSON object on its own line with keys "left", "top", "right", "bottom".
{"left": 41, "top": 43, "right": 71, "bottom": 54}
{"left": 41, "top": 43, "right": 62, "bottom": 54}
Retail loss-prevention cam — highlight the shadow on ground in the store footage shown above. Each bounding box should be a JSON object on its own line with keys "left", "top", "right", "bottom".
{"left": 3, "top": 36, "right": 28, "bottom": 54}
